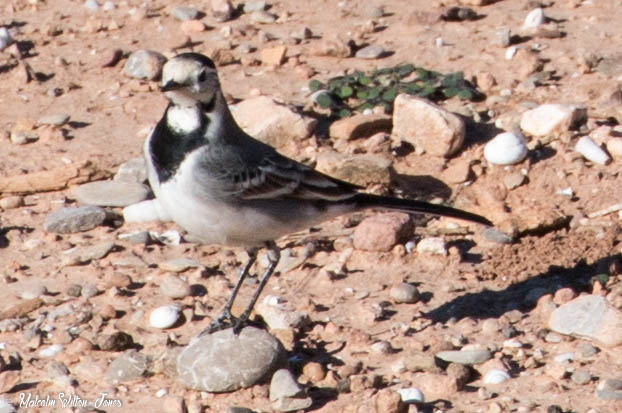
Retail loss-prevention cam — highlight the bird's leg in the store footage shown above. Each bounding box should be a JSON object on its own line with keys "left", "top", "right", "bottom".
{"left": 202, "top": 248, "right": 258, "bottom": 335}
{"left": 232, "top": 242, "right": 280, "bottom": 334}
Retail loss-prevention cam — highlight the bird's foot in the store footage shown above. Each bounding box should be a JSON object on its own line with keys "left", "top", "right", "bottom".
{"left": 200, "top": 310, "right": 248, "bottom": 336}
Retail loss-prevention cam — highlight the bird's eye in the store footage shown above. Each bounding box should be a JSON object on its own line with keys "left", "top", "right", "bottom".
{"left": 198, "top": 70, "right": 207, "bottom": 82}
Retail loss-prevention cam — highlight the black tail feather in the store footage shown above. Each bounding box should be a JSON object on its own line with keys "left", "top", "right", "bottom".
{"left": 352, "top": 193, "right": 492, "bottom": 226}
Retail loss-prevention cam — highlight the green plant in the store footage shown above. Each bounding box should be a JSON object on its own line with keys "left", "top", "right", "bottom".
{"left": 309, "top": 64, "right": 482, "bottom": 118}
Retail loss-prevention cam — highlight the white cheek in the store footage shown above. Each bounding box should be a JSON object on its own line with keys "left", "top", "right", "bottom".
{"left": 167, "top": 106, "right": 202, "bottom": 134}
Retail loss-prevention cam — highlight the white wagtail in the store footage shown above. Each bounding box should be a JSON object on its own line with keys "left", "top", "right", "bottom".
{"left": 144, "top": 53, "right": 492, "bottom": 334}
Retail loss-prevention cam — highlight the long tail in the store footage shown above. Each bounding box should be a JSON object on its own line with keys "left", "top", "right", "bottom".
{"left": 352, "top": 193, "right": 492, "bottom": 226}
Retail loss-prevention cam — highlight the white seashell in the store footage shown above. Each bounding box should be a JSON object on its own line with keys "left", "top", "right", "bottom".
{"left": 150, "top": 230, "right": 181, "bottom": 246}
{"left": 484, "top": 132, "right": 528, "bottom": 165}
{"left": 522, "top": 8, "right": 545, "bottom": 30}
{"left": 39, "top": 344, "right": 64, "bottom": 358}
{"left": 575, "top": 136, "right": 611, "bottom": 165}
{"left": 397, "top": 387, "right": 425, "bottom": 403}
{"left": 505, "top": 46, "right": 518, "bottom": 60}
{"left": 149, "top": 305, "right": 180, "bottom": 329}
{"left": 483, "top": 368, "right": 510, "bottom": 384}
{"left": 123, "top": 199, "right": 171, "bottom": 223}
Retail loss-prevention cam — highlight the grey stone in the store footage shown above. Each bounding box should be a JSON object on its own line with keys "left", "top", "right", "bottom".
{"left": 549, "top": 295, "right": 622, "bottom": 347}
{"left": 315, "top": 150, "right": 393, "bottom": 187}
{"left": 250, "top": 10, "right": 277, "bottom": 24}
{"left": 177, "top": 327, "right": 284, "bottom": 392}
{"left": 597, "top": 378, "right": 622, "bottom": 400}
{"left": 597, "top": 54, "right": 622, "bottom": 78}
{"left": 67, "top": 241, "right": 115, "bottom": 264}
{"left": 503, "top": 172, "right": 526, "bottom": 190}
{"left": 244, "top": 0, "right": 266, "bottom": 13}
{"left": 435, "top": 349, "right": 492, "bottom": 365}
{"left": 73, "top": 181, "right": 150, "bottom": 207}
{"left": 124, "top": 50, "right": 167, "bottom": 80}
{"left": 256, "top": 299, "right": 309, "bottom": 330}
{"left": 81, "top": 282, "right": 99, "bottom": 299}
{"left": 159, "top": 257, "right": 202, "bottom": 273}
{"left": 270, "top": 369, "right": 313, "bottom": 412}
{"left": 227, "top": 408, "right": 255, "bottom": 413}
{"left": 571, "top": 369, "right": 592, "bottom": 385}
{"left": 211, "top": 0, "right": 234, "bottom": 22}
{"left": 355, "top": 44, "right": 386, "bottom": 59}
{"left": 171, "top": 6, "right": 201, "bottom": 21}
{"left": 390, "top": 283, "right": 419, "bottom": 304}
{"left": 482, "top": 227, "right": 513, "bottom": 244}
{"left": 160, "top": 275, "right": 192, "bottom": 299}
{"left": 105, "top": 350, "right": 151, "bottom": 384}
{"left": 578, "top": 341, "right": 599, "bottom": 358}
{"left": 37, "top": 113, "right": 70, "bottom": 127}
{"left": 114, "top": 157, "right": 148, "bottom": 183}
{"left": 84, "top": 0, "right": 99, "bottom": 12}
{"left": 44, "top": 206, "right": 107, "bottom": 234}
{"left": 0, "top": 28, "right": 13, "bottom": 52}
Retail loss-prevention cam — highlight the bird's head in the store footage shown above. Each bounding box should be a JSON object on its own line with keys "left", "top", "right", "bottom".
{"left": 160, "top": 53, "right": 220, "bottom": 108}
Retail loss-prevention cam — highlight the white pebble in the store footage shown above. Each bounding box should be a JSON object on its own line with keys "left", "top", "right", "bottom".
{"left": 150, "top": 230, "right": 181, "bottom": 246}
{"left": 155, "top": 388, "right": 168, "bottom": 398}
{"left": 575, "top": 136, "right": 611, "bottom": 165}
{"left": 484, "top": 131, "right": 528, "bottom": 165}
{"left": 39, "top": 344, "right": 64, "bottom": 358}
{"left": 505, "top": 46, "right": 518, "bottom": 60}
{"left": 405, "top": 240, "right": 416, "bottom": 253}
{"left": 522, "top": 8, "right": 545, "bottom": 30}
{"left": 435, "top": 37, "right": 444, "bottom": 47}
{"left": 123, "top": 199, "right": 171, "bottom": 223}
{"left": 84, "top": 0, "right": 99, "bottom": 12}
{"left": 416, "top": 237, "right": 447, "bottom": 255}
{"left": 397, "top": 387, "right": 424, "bottom": 403}
{"left": 0, "top": 27, "right": 13, "bottom": 51}
{"left": 149, "top": 305, "right": 180, "bottom": 329}
{"left": 103, "top": 1, "right": 115, "bottom": 10}
{"left": 503, "top": 339, "right": 523, "bottom": 348}
{"left": 554, "top": 352, "right": 575, "bottom": 363}
{"left": 483, "top": 368, "right": 510, "bottom": 384}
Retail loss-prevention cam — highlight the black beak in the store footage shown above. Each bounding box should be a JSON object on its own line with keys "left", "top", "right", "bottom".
{"left": 161, "top": 80, "right": 183, "bottom": 92}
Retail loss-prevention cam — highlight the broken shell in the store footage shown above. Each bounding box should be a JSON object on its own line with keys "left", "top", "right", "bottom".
{"left": 397, "top": 387, "right": 424, "bottom": 403}
{"left": 483, "top": 368, "right": 511, "bottom": 384}
{"left": 484, "top": 131, "right": 528, "bottom": 165}
{"left": 149, "top": 305, "right": 180, "bottom": 329}
{"left": 575, "top": 136, "right": 610, "bottom": 165}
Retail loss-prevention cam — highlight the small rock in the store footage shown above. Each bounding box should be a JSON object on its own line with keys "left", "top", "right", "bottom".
{"left": 353, "top": 212, "right": 412, "bottom": 252}
{"left": 256, "top": 296, "right": 309, "bottom": 330}
{"left": 390, "top": 283, "right": 419, "bottom": 304}
{"left": 244, "top": 0, "right": 266, "bottom": 13}
{"left": 160, "top": 275, "right": 192, "bottom": 299}
{"left": 177, "top": 327, "right": 284, "bottom": 392}
{"left": 605, "top": 137, "right": 622, "bottom": 158}
{"left": 375, "top": 389, "right": 405, "bottom": 413}
{"left": 302, "top": 362, "right": 325, "bottom": 383}
{"left": 0, "top": 196, "right": 24, "bottom": 210}
{"left": 0, "top": 27, "right": 13, "bottom": 51}
{"left": 442, "top": 161, "right": 472, "bottom": 184}
{"left": 105, "top": 350, "right": 151, "bottom": 384}
{"left": 270, "top": 369, "right": 313, "bottom": 412}
{"left": 371, "top": 341, "right": 393, "bottom": 354}
{"left": 522, "top": 8, "right": 545, "bottom": 30}
{"left": 99, "top": 48, "right": 124, "bottom": 67}
{"left": 39, "top": 344, "right": 64, "bottom": 358}
{"left": 520, "top": 104, "right": 587, "bottom": 137}
{"left": 73, "top": 181, "right": 150, "bottom": 207}
{"left": 260, "top": 45, "right": 287, "bottom": 66}
{"left": 549, "top": 295, "right": 622, "bottom": 347}
{"left": 483, "top": 368, "right": 510, "bottom": 384}
{"left": 309, "top": 37, "right": 352, "bottom": 58}
{"left": 162, "top": 396, "right": 186, "bottom": 413}
{"left": 232, "top": 96, "right": 317, "bottom": 151}
{"left": 98, "top": 332, "right": 134, "bottom": 351}
{"left": 250, "top": 10, "right": 277, "bottom": 24}
{"left": 180, "top": 20, "right": 206, "bottom": 33}
{"left": 484, "top": 131, "right": 528, "bottom": 165}
{"left": 149, "top": 305, "right": 181, "bottom": 329}
{"left": 171, "top": 6, "right": 201, "bottom": 21}
{"left": 329, "top": 114, "right": 392, "bottom": 141}
{"left": 291, "top": 27, "right": 312, "bottom": 40}
{"left": 123, "top": 199, "right": 172, "bottom": 223}
{"left": 578, "top": 341, "right": 599, "bottom": 358}
{"left": 409, "top": 372, "right": 458, "bottom": 400}
{"left": 392, "top": 94, "right": 465, "bottom": 157}
{"left": 597, "top": 378, "right": 622, "bottom": 400}
{"left": 571, "top": 369, "right": 592, "bottom": 385}
{"left": 211, "top": 0, "right": 234, "bottom": 22}
{"left": 115, "top": 157, "right": 148, "bottom": 183}
{"left": 44, "top": 206, "right": 107, "bottom": 234}
{"left": 124, "top": 50, "right": 167, "bottom": 80}
{"left": 355, "top": 44, "right": 386, "bottom": 59}
{"left": 397, "top": 387, "right": 424, "bottom": 403}
{"left": 37, "top": 113, "right": 70, "bottom": 127}
{"left": 315, "top": 150, "right": 393, "bottom": 187}
{"left": 416, "top": 237, "right": 447, "bottom": 255}
{"left": 503, "top": 172, "right": 526, "bottom": 190}
{"left": 81, "top": 282, "right": 99, "bottom": 298}
{"left": 575, "top": 136, "right": 610, "bottom": 165}
{"left": 436, "top": 349, "right": 492, "bottom": 365}
{"left": 159, "top": 257, "right": 202, "bottom": 273}
{"left": 494, "top": 28, "right": 511, "bottom": 47}
{"left": 84, "top": 0, "right": 99, "bottom": 12}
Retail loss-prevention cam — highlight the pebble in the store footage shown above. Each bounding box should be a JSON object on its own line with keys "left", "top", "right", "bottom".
{"left": 436, "top": 349, "right": 492, "bottom": 365}
{"left": 483, "top": 368, "right": 510, "bottom": 384}
{"left": 98, "top": 48, "right": 123, "bottom": 67}
{"left": 575, "top": 136, "right": 610, "bottom": 165}
{"left": 123, "top": 200, "right": 172, "bottom": 223}
{"left": 353, "top": 212, "right": 412, "bottom": 252}
{"left": 102, "top": 1, "right": 115, "bottom": 11}
{"left": 597, "top": 378, "right": 622, "bottom": 400}
{"left": 98, "top": 332, "right": 134, "bottom": 351}
{"left": 124, "top": 49, "right": 167, "bottom": 80}
{"left": 84, "top": 0, "right": 99, "bottom": 12}
{"left": 495, "top": 28, "right": 511, "bottom": 47}
{"left": 397, "top": 387, "right": 424, "bottom": 403}
{"left": 180, "top": 20, "right": 206, "bottom": 33}
{"left": 177, "top": 327, "right": 284, "bottom": 392}
{"left": 73, "top": 181, "right": 150, "bottom": 207}
{"left": 302, "top": 362, "right": 325, "bottom": 382}
{"left": 159, "top": 257, "right": 202, "bottom": 273}
{"left": 39, "top": 344, "right": 64, "bottom": 358}
{"left": 149, "top": 305, "right": 181, "bottom": 329}
{"left": 416, "top": 237, "right": 447, "bottom": 255}
{"left": 605, "top": 137, "right": 622, "bottom": 158}
{"left": 105, "top": 350, "right": 151, "bottom": 384}
{"left": 260, "top": 45, "right": 287, "bottom": 66}
{"left": 211, "top": 0, "right": 234, "bottom": 22}
{"left": 0, "top": 196, "right": 24, "bottom": 210}
{"left": 390, "top": 283, "right": 419, "bottom": 304}
{"left": 244, "top": 0, "right": 266, "bottom": 12}
{"left": 503, "top": 172, "right": 526, "bottom": 190}
{"left": 522, "top": 8, "right": 545, "bottom": 30}
{"left": 578, "top": 341, "right": 599, "bottom": 358}
{"left": 119, "top": 231, "right": 151, "bottom": 245}
{"left": 482, "top": 227, "right": 513, "bottom": 244}
{"left": 256, "top": 296, "right": 309, "bottom": 330}
{"left": 520, "top": 103, "right": 587, "bottom": 137}
{"left": 250, "top": 10, "right": 277, "bottom": 24}
{"left": 329, "top": 113, "right": 392, "bottom": 141}
{"left": 81, "top": 282, "right": 99, "bottom": 298}
{"left": 160, "top": 275, "right": 192, "bottom": 299}
{"left": 355, "top": 44, "right": 386, "bottom": 59}
{"left": 269, "top": 369, "right": 313, "bottom": 412}
{"left": 315, "top": 151, "right": 392, "bottom": 187}
{"left": 549, "top": 295, "right": 622, "bottom": 347}
{"left": 37, "top": 113, "right": 70, "bottom": 127}
{"left": 371, "top": 341, "right": 393, "bottom": 354}
{"left": 171, "top": 6, "right": 201, "bottom": 21}
{"left": 0, "top": 27, "right": 13, "bottom": 51}
{"left": 571, "top": 369, "right": 592, "bottom": 385}
{"left": 484, "top": 131, "right": 528, "bottom": 165}
{"left": 44, "top": 206, "right": 107, "bottom": 234}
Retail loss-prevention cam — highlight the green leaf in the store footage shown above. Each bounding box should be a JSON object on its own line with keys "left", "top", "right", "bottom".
{"left": 309, "top": 79, "right": 322, "bottom": 92}
{"left": 357, "top": 102, "right": 374, "bottom": 111}
{"left": 382, "top": 88, "right": 397, "bottom": 102}
{"left": 419, "top": 85, "right": 436, "bottom": 97}
{"left": 339, "top": 85, "right": 354, "bottom": 98}
{"left": 397, "top": 64, "right": 415, "bottom": 78}
{"left": 337, "top": 108, "right": 352, "bottom": 118}
{"left": 366, "top": 87, "right": 381, "bottom": 100}
{"left": 416, "top": 68, "right": 430, "bottom": 81}
{"left": 359, "top": 76, "right": 372, "bottom": 86}
{"left": 316, "top": 94, "right": 332, "bottom": 108}
{"left": 328, "top": 78, "right": 345, "bottom": 92}
{"left": 403, "top": 83, "right": 421, "bottom": 95}
{"left": 443, "top": 87, "right": 459, "bottom": 98}
{"left": 457, "top": 89, "right": 473, "bottom": 100}
{"left": 356, "top": 90, "right": 369, "bottom": 99}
